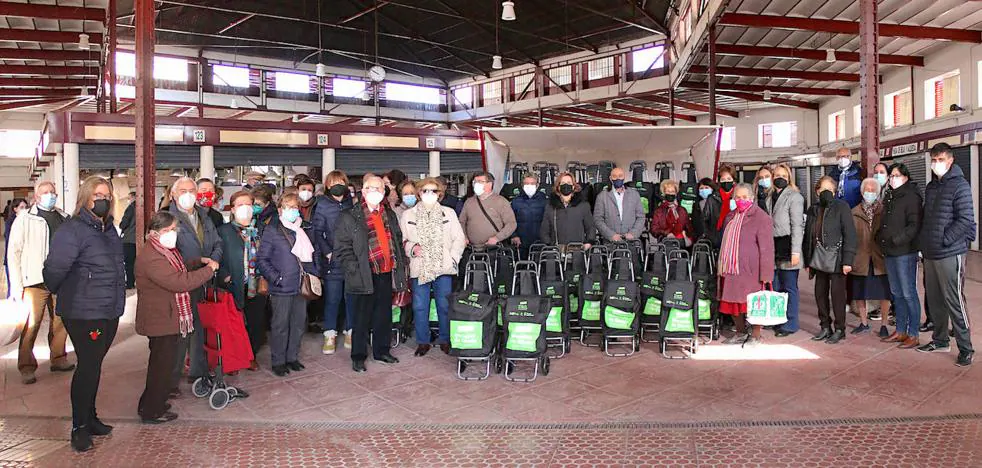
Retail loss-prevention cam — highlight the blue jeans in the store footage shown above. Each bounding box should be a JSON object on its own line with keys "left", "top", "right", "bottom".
{"left": 322, "top": 278, "right": 354, "bottom": 332}
{"left": 412, "top": 275, "right": 452, "bottom": 345}
{"left": 886, "top": 253, "right": 920, "bottom": 337}
{"left": 773, "top": 269, "right": 800, "bottom": 332}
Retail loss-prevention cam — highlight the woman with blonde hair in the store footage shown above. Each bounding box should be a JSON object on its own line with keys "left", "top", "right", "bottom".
{"left": 766, "top": 164, "right": 805, "bottom": 337}
{"left": 649, "top": 178, "right": 694, "bottom": 245}
{"left": 42, "top": 176, "right": 126, "bottom": 451}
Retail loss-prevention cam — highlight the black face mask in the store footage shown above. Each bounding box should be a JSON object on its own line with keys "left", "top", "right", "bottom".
{"left": 663, "top": 194, "right": 677, "bottom": 203}
{"left": 329, "top": 184, "right": 347, "bottom": 197}
{"left": 384, "top": 186, "right": 391, "bottom": 198}
{"left": 819, "top": 190, "right": 834, "bottom": 206}
{"left": 774, "top": 178, "right": 789, "bottom": 189}
{"left": 559, "top": 184, "right": 574, "bottom": 196}
{"left": 91, "top": 199, "right": 110, "bottom": 218}
{"left": 720, "top": 181, "right": 734, "bottom": 192}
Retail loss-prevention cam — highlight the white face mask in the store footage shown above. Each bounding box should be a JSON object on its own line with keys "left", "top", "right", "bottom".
{"left": 522, "top": 185, "right": 538, "bottom": 198}
{"left": 472, "top": 182, "right": 486, "bottom": 196}
{"left": 177, "top": 193, "right": 196, "bottom": 210}
{"left": 233, "top": 205, "right": 253, "bottom": 224}
{"left": 298, "top": 190, "right": 313, "bottom": 202}
{"left": 159, "top": 231, "right": 178, "bottom": 249}
{"left": 421, "top": 192, "right": 439, "bottom": 206}
{"left": 838, "top": 158, "right": 851, "bottom": 169}
{"left": 932, "top": 161, "right": 950, "bottom": 178}
{"left": 365, "top": 191, "right": 384, "bottom": 206}
{"left": 889, "top": 176, "right": 905, "bottom": 190}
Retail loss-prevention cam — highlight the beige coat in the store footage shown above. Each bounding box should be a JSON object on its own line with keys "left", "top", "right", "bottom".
{"left": 399, "top": 204, "right": 467, "bottom": 280}
{"left": 7, "top": 206, "right": 69, "bottom": 295}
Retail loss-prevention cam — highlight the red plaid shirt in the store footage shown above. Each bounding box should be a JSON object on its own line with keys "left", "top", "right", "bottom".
{"left": 365, "top": 204, "right": 394, "bottom": 274}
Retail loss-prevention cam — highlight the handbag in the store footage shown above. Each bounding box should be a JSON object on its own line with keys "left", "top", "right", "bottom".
{"left": 280, "top": 226, "right": 322, "bottom": 301}
{"left": 257, "top": 277, "right": 270, "bottom": 296}
{"left": 808, "top": 208, "right": 841, "bottom": 274}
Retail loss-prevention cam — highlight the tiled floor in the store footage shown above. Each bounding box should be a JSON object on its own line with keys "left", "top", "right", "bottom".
{"left": 0, "top": 275, "right": 979, "bottom": 466}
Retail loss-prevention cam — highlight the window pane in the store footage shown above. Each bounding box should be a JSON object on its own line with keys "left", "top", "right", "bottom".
{"left": 759, "top": 121, "right": 796, "bottom": 148}
{"left": 720, "top": 127, "right": 735, "bottom": 151}
{"left": 274, "top": 71, "right": 311, "bottom": 93}
{"left": 587, "top": 56, "right": 614, "bottom": 80}
{"left": 385, "top": 82, "right": 441, "bottom": 104}
{"left": 482, "top": 81, "right": 502, "bottom": 105}
{"left": 452, "top": 87, "right": 472, "bottom": 107}
{"left": 0, "top": 130, "right": 40, "bottom": 158}
{"left": 547, "top": 67, "right": 572, "bottom": 86}
{"left": 333, "top": 78, "right": 367, "bottom": 99}
{"left": 853, "top": 105, "right": 861, "bottom": 137}
{"left": 213, "top": 65, "right": 251, "bottom": 88}
{"left": 632, "top": 46, "right": 665, "bottom": 73}
{"left": 114, "top": 52, "right": 187, "bottom": 81}
{"left": 513, "top": 73, "right": 534, "bottom": 96}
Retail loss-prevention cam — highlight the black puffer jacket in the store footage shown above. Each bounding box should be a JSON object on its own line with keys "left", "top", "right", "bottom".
{"left": 876, "top": 180, "right": 922, "bottom": 257}
{"left": 334, "top": 202, "right": 408, "bottom": 295}
{"left": 803, "top": 198, "right": 857, "bottom": 273}
{"left": 919, "top": 164, "right": 977, "bottom": 260}
{"left": 539, "top": 191, "right": 596, "bottom": 245}
{"left": 696, "top": 193, "right": 723, "bottom": 248}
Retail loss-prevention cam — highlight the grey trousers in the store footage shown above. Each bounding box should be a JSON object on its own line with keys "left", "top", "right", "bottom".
{"left": 270, "top": 294, "right": 308, "bottom": 367}
{"left": 924, "top": 255, "right": 974, "bottom": 354}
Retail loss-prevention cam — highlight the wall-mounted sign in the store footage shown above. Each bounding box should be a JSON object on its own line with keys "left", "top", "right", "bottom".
{"left": 192, "top": 129, "right": 206, "bottom": 143}
{"left": 890, "top": 142, "right": 920, "bottom": 157}
{"left": 425, "top": 137, "right": 436, "bottom": 149}
{"left": 317, "top": 134, "right": 329, "bottom": 146}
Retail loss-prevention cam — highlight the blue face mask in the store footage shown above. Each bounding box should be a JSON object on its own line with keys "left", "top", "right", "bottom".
{"left": 863, "top": 192, "right": 878, "bottom": 204}
{"left": 758, "top": 178, "right": 772, "bottom": 189}
{"left": 39, "top": 193, "right": 57, "bottom": 210}
{"left": 729, "top": 199, "right": 737, "bottom": 211}
{"left": 611, "top": 179, "right": 625, "bottom": 189}
{"left": 280, "top": 208, "right": 300, "bottom": 224}
{"left": 402, "top": 194, "right": 417, "bottom": 208}
{"left": 253, "top": 204, "right": 263, "bottom": 216}
{"left": 698, "top": 188, "right": 713, "bottom": 200}
{"left": 874, "top": 173, "right": 888, "bottom": 187}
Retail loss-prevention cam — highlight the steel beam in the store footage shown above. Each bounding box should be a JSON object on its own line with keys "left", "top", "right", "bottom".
{"left": 711, "top": 90, "right": 820, "bottom": 110}
{"left": 689, "top": 65, "right": 860, "bottom": 82}
{"left": 612, "top": 102, "right": 698, "bottom": 122}
{"left": 682, "top": 81, "right": 851, "bottom": 96}
{"left": 569, "top": 4, "right": 664, "bottom": 36}
{"left": 0, "top": 29, "right": 104, "bottom": 43}
{"left": 563, "top": 107, "right": 653, "bottom": 125}
{"left": 544, "top": 112, "right": 619, "bottom": 127}
{"left": 858, "top": 0, "right": 879, "bottom": 172}
{"left": 0, "top": 2, "right": 105, "bottom": 21}
{"left": 720, "top": 13, "right": 982, "bottom": 43}
{"left": 108, "top": 0, "right": 117, "bottom": 113}
{"left": 710, "top": 44, "right": 924, "bottom": 67}
{"left": 0, "top": 65, "right": 98, "bottom": 76}
{"left": 339, "top": 1, "right": 390, "bottom": 24}
{"left": 217, "top": 14, "right": 256, "bottom": 34}
{"left": 669, "top": 88, "right": 675, "bottom": 125}
{"left": 0, "top": 88, "right": 86, "bottom": 97}
{"left": 0, "top": 97, "right": 75, "bottom": 111}
{"left": 134, "top": 0, "right": 156, "bottom": 246}
{"left": 0, "top": 78, "right": 96, "bottom": 88}
{"left": 0, "top": 49, "right": 100, "bottom": 61}
{"left": 708, "top": 26, "right": 717, "bottom": 126}
{"left": 637, "top": 94, "right": 740, "bottom": 118}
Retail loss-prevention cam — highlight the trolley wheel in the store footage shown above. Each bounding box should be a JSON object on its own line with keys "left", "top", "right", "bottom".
{"left": 494, "top": 357, "right": 503, "bottom": 374}
{"left": 634, "top": 338, "right": 641, "bottom": 352}
{"left": 564, "top": 340, "right": 571, "bottom": 354}
{"left": 226, "top": 387, "right": 238, "bottom": 398}
{"left": 209, "top": 388, "right": 230, "bottom": 410}
{"left": 505, "top": 361, "right": 514, "bottom": 374}
{"left": 192, "top": 377, "right": 211, "bottom": 398}
{"left": 541, "top": 356, "right": 551, "bottom": 376}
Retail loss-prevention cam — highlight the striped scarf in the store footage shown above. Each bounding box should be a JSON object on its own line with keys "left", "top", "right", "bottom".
{"left": 718, "top": 209, "right": 748, "bottom": 276}
{"left": 361, "top": 199, "right": 396, "bottom": 274}
{"left": 235, "top": 221, "right": 259, "bottom": 299}
{"left": 148, "top": 231, "right": 194, "bottom": 337}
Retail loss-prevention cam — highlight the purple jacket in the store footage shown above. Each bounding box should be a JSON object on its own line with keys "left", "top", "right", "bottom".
{"left": 718, "top": 205, "right": 775, "bottom": 303}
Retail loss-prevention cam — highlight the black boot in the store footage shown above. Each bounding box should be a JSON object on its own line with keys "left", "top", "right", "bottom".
{"left": 812, "top": 328, "right": 832, "bottom": 341}
{"left": 71, "top": 426, "right": 93, "bottom": 452}
{"left": 825, "top": 329, "right": 846, "bottom": 344}
{"left": 89, "top": 417, "right": 113, "bottom": 436}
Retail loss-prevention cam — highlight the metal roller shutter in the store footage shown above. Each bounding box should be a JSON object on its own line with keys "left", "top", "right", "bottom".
{"left": 79, "top": 144, "right": 201, "bottom": 169}
{"left": 440, "top": 151, "right": 483, "bottom": 174}
{"left": 214, "top": 146, "right": 321, "bottom": 166}
{"left": 808, "top": 166, "right": 823, "bottom": 205}
{"left": 953, "top": 145, "right": 971, "bottom": 179}
{"left": 895, "top": 153, "right": 927, "bottom": 192}
{"left": 335, "top": 149, "right": 429, "bottom": 176}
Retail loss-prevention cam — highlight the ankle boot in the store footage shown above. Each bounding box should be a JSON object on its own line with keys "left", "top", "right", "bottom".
{"left": 812, "top": 328, "right": 832, "bottom": 341}
{"left": 825, "top": 329, "right": 846, "bottom": 344}
{"left": 71, "top": 426, "right": 93, "bottom": 452}
{"left": 89, "top": 417, "right": 113, "bottom": 436}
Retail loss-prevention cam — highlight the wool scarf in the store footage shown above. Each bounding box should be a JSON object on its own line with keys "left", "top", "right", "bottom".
{"left": 415, "top": 203, "right": 445, "bottom": 285}
{"left": 718, "top": 209, "right": 748, "bottom": 276}
{"left": 235, "top": 221, "right": 259, "bottom": 298}
{"left": 861, "top": 200, "right": 878, "bottom": 229}
{"left": 280, "top": 215, "right": 315, "bottom": 263}
{"left": 148, "top": 231, "right": 194, "bottom": 337}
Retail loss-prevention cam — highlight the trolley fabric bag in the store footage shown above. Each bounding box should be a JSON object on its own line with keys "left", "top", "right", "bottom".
{"left": 746, "top": 289, "right": 789, "bottom": 326}
{"left": 640, "top": 250, "right": 668, "bottom": 324}
{"left": 501, "top": 296, "right": 551, "bottom": 358}
{"left": 659, "top": 281, "right": 698, "bottom": 336}
{"left": 577, "top": 270, "right": 605, "bottom": 326}
{"left": 448, "top": 291, "right": 498, "bottom": 357}
{"left": 602, "top": 281, "right": 639, "bottom": 334}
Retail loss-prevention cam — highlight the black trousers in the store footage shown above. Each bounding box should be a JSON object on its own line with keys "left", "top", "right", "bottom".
{"left": 63, "top": 318, "right": 119, "bottom": 429}
{"left": 350, "top": 272, "right": 393, "bottom": 362}
{"left": 139, "top": 334, "right": 178, "bottom": 419}
{"left": 123, "top": 243, "right": 137, "bottom": 289}
{"left": 814, "top": 271, "right": 847, "bottom": 331}
{"left": 243, "top": 290, "right": 269, "bottom": 355}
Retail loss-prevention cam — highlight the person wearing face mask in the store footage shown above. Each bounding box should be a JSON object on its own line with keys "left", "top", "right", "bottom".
{"left": 383, "top": 169, "right": 408, "bottom": 209}
{"left": 540, "top": 172, "right": 595, "bottom": 248}
{"left": 7, "top": 181, "right": 73, "bottom": 385}
{"left": 334, "top": 175, "right": 408, "bottom": 373}
{"left": 3, "top": 197, "right": 28, "bottom": 296}
{"left": 593, "top": 167, "right": 645, "bottom": 242}
{"left": 872, "top": 163, "right": 890, "bottom": 199}
{"left": 877, "top": 163, "right": 923, "bottom": 349}
{"left": 118, "top": 191, "right": 138, "bottom": 289}
{"left": 752, "top": 166, "right": 774, "bottom": 211}
{"left": 510, "top": 174, "right": 548, "bottom": 257}
{"left": 848, "top": 178, "right": 892, "bottom": 337}
{"left": 293, "top": 175, "right": 318, "bottom": 222}
{"left": 804, "top": 176, "right": 857, "bottom": 345}
{"left": 195, "top": 178, "right": 225, "bottom": 228}
{"left": 765, "top": 164, "right": 805, "bottom": 337}
{"left": 400, "top": 178, "right": 466, "bottom": 356}
{"left": 166, "top": 176, "right": 223, "bottom": 388}
{"left": 217, "top": 191, "right": 268, "bottom": 370}
{"left": 717, "top": 183, "right": 775, "bottom": 347}
{"left": 256, "top": 193, "right": 321, "bottom": 377}
{"left": 829, "top": 147, "right": 863, "bottom": 208}
{"left": 250, "top": 186, "right": 277, "bottom": 235}
{"left": 916, "top": 143, "right": 976, "bottom": 367}
{"left": 135, "top": 211, "right": 219, "bottom": 425}
{"left": 312, "top": 171, "right": 356, "bottom": 354}
{"left": 42, "top": 176, "right": 125, "bottom": 452}
{"left": 457, "top": 172, "right": 517, "bottom": 247}
{"left": 649, "top": 179, "right": 694, "bottom": 245}
{"left": 694, "top": 178, "right": 722, "bottom": 248}
{"left": 716, "top": 164, "right": 738, "bottom": 235}
{"left": 393, "top": 179, "right": 418, "bottom": 220}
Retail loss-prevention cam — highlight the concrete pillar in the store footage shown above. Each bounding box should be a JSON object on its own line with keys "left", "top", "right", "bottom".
{"left": 429, "top": 150, "right": 440, "bottom": 177}
{"left": 200, "top": 145, "right": 215, "bottom": 180}
{"left": 52, "top": 152, "right": 64, "bottom": 210}
{"left": 63, "top": 143, "right": 79, "bottom": 214}
{"left": 322, "top": 148, "right": 336, "bottom": 174}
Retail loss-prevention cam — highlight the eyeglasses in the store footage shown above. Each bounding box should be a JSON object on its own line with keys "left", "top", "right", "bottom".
{"left": 93, "top": 194, "right": 111, "bottom": 201}
{"left": 420, "top": 189, "right": 440, "bottom": 194}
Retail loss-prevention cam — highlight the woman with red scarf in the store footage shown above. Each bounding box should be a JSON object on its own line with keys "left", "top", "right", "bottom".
{"left": 716, "top": 164, "right": 738, "bottom": 233}
{"left": 649, "top": 179, "right": 694, "bottom": 246}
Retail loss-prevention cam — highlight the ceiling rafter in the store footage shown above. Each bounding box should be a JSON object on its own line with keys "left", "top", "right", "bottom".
{"left": 563, "top": 106, "right": 654, "bottom": 125}
{"left": 635, "top": 94, "right": 740, "bottom": 118}
{"left": 681, "top": 81, "right": 851, "bottom": 96}
{"left": 709, "top": 44, "right": 924, "bottom": 67}
{"left": 719, "top": 13, "right": 982, "bottom": 43}
{"left": 688, "top": 65, "right": 860, "bottom": 83}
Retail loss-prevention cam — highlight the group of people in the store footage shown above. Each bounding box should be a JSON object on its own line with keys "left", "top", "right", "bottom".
{"left": 2, "top": 141, "right": 976, "bottom": 453}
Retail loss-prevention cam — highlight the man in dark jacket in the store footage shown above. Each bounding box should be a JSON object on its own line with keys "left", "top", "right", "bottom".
{"left": 167, "top": 177, "right": 224, "bottom": 383}
{"left": 828, "top": 147, "right": 863, "bottom": 208}
{"left": 510, "top": 174, "right": 547, "bottom": 256}
{"left": 118, "top": 191, "right": 137, "bottom": 289}
{"left": 311, "top": 173, "right": 355, "bottom": 354}
{"left": 917, "top": 143, "right": 976, "bottom": 367}
{"left": 334, "top": 175, "right": 408, "bottom": 373}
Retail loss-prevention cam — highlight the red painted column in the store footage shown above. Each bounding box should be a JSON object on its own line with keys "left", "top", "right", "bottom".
{"left": 134, "top": 0, "right": 156, "bottom": 246}
{"left": 859, "top": 0, "right": 879, "bottom": 174}
{"left": 107, "top": 0, "right": 117, "bottom": 113}
{"left": 708, "top": 25, "right": 717, "bottom": 126}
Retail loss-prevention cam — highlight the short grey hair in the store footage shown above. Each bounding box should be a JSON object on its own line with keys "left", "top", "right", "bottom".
{"left": 170, "top": 176, "right": 196, "bottom": 195}
{"left": 472, "top": 171, "right": 495, "bottom": 183}
{"left": 860, "top": 177, "right": 880, "bottom": 193}
{"left": 733, "top": 182, "right": 755, "bottom": 198}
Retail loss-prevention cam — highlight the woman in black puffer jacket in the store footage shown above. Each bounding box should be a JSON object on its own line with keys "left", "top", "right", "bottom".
{"left": 877, "top": 163, "right": 923, "bottom": 347}
{"left": 42, "top": 176, "right": 126, "bottom": 453}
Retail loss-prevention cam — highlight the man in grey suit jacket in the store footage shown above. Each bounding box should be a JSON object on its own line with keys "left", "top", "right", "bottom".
{"left": 593, "top": 167, "right": 645, "bottom": 242}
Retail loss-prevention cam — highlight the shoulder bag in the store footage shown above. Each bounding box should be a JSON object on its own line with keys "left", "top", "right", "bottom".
{"left": 279, "top": 226, "right": 322, "bottom": 300}
{"left": 808, "top": 207, "right": 842, "bottom": 274}
{"left": 475, "top": 196, "right": 502, "bottom": 233}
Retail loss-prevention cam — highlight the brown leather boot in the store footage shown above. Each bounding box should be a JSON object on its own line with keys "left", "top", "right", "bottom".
{"left": 882, "top": 332, "right": 906, "bottom": 343}
{"left": 898, "top": 336, "right": 920, "bottom": 349}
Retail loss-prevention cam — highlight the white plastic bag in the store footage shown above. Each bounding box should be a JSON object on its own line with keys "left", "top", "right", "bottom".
{"left": 1, "top": 297, "right": 30, "bottom": 346}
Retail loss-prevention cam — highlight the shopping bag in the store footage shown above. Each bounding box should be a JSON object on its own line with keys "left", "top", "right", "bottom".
{"left": 745, "top": 289, "right": 789, "bottom": 326}
{"left": 1, "top": 297, "right": 30, "bottom": 346}
{"left": 198, "top": 289, "right": 255, "bottom": 373}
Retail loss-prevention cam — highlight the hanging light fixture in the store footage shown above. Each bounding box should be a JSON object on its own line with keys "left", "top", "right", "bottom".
{"left": 501, "top": 1, "right": 516, "bottom": 21}
{"left": 230, "top": 98, "right": 239, "bottom": 109}
{"left": 826, "top": 48, "right": 836, "bottom": 63}
{"left": 763, "top": 90, "right": 772, "bottom": 101}
{"left": 315, "top": 1, "right": 326, "bottom": 77}
{"left": 316, "top": 63, "right": 327, "bottom": 77}
{"left": 492, "top": 55, "right": 503, "bottom": 70}
{"left": 78, "top": 33, "right": 90, "bottom": 50}
{"left": 605, "top": 101, "right": 614, "bottom": 111}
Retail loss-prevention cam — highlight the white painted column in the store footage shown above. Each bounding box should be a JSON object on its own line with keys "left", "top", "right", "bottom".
{"left": 63, "top": 143, "right": 79, "bottom": 214}
{"left": 52, "top": 152, "right": 64, "bottom": 210}
{"left": 200, "top": 145, "right": 215, "bottom": 180}
{"left": 429, "top": 150, "right": 440, "bottom": 177}
{"left": 322, "top": 148, "right": 336, "bottom": 173}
